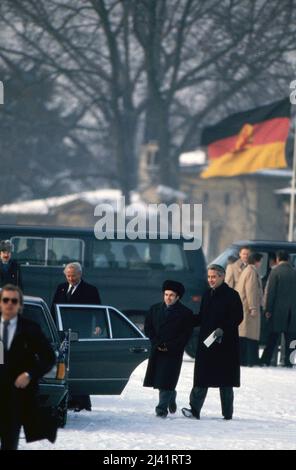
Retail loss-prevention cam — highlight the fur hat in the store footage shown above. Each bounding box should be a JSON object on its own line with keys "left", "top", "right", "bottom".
{"left": 162, "top": 280, "right": 185, "bottom": 299}
{"left": 0, "top": 240, "right": 13, "bottom": 252}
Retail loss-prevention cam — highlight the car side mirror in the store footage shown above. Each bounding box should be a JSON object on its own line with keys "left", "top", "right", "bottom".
{"left": 69, "top": 331, "right": 79, "bottom": 342}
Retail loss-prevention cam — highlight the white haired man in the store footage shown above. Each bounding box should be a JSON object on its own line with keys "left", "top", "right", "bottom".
{"left": 51, "top": 262, "right": 101, "bottom": 412}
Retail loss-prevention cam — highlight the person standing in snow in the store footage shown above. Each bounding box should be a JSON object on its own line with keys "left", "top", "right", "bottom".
{"left": 143, "top": 280, "right": 194, "bottom": 418}
{"left": 0, "top": 240, "right": 23, "bottom": 291}
{"left": 182, "top": 265, "right": 243, "bottom": 420}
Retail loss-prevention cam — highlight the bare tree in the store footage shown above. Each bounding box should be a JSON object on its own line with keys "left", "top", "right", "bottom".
{"left": 0, "top": 0, "right": 295, "bottom": 203}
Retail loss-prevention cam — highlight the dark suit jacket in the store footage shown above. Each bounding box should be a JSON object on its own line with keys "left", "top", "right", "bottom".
{"left": 51, "top": 279, "right": 101, "bottom": 308}
{"left": 0, "top": 260, "right": 23, "bottom": 291}
{"left": 0, "top": 315, "right": 56, "bottom": 443}
{"left": 143, "top": 301, "right": 194, "bottom": 390}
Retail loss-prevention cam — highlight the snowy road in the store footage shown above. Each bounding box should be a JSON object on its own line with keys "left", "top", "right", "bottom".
{"left": 20, "top": 357, "right": 296, "bottom": 450}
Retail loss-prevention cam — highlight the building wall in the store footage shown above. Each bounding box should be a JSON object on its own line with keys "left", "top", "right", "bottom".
{"left": 181, "top": 173, "right": 288, "bottom": 260}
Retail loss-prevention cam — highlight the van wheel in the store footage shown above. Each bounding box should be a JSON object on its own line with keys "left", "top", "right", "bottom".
{"left": 57, "top": 393, "right": 69, "bottom": 428}
{"left": 185, "top": 328, "right": 199, "bottom": 358}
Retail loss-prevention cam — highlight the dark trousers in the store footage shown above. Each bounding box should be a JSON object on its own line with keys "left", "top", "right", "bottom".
{"left": 0, "top": 402, "right": 21, "bottom": 450}
{"left": 240, "top": 337, "right": 259, "bottom": 366}
{"left": 190, "top": 387, "right": 234, "bottom": 419}
{"left": 156, "top": 390, "right": 176, "bottom": 414}
{"left": 261, "top": 331, "right": 295, "bottom": 367}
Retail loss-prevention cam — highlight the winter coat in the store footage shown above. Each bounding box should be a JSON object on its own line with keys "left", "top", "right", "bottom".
{"left": 193, "top": 282, "right": 243, "bottom": 388}
{"left": 265, "top": 262, "right": 296, "bottom": 333}
{"left": 143, "top": 301, "right": 194, "bottom": 390}
{"left": 225, "top": 259, "right": 248, "bottom": 289}
{"left": 0, "top": 260, "right": 23, "bottom": 290}
{"left": 0, "top": 315, "right": 56, "bottom": 443}
{"left": 237, "top": 265, "right": 263, "bottom": 341}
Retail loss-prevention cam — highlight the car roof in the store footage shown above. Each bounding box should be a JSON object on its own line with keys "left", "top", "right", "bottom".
{"left": 23, "top": 295, "right": 46, "bottom": 304}
{"left": 230, "top": 240, "right": 296, "bottom": 249}
{"left": 0, "top": 223, "right": 195, "bottom": 241}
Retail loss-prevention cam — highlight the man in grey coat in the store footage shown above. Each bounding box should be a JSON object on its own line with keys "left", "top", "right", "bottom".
{"left": 260, "top": 250, "right": 296, "bottom": 367}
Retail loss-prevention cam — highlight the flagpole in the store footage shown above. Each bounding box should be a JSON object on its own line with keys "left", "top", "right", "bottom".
{"left": 288, "top": 123, "right": 296, "bottom": 241}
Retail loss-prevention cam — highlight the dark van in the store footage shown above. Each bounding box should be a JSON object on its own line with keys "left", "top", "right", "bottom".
{"left": 0, "top": 225, "right": 207, "bottom": 352}
{"left": 211, "top": 240, "right": 296, "bottom": 280}
{"left": 211, "top": 240, "right": 296, "bottom": 347}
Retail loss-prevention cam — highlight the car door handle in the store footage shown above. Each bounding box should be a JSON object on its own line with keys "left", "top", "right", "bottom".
{"left": 129, "top": 347, "right": 148, "bottom": 353}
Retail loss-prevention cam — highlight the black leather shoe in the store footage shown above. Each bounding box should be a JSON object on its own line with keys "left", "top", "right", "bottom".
{"left": 156, "top": 410, "right": 168, "bottom": 418}
{"left": 223, "top": 416, "right": 232, "bottom": 420}
{"left": 168, "top": 401, "right": 177, "bottom": 414}
{"left": 181, "top": 407, "right": 200, "bottom": 419}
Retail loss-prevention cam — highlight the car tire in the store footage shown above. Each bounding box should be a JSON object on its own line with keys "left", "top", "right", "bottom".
{"left": 57, "top": 392, "right": 69, "bottom": 428}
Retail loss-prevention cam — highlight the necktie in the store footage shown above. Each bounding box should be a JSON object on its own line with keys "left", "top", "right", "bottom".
{"left": 66, "top": 285, "right": 74, "bottom": 302}
{"left": 2, "top": 320, "right": 10, "bottom": 351}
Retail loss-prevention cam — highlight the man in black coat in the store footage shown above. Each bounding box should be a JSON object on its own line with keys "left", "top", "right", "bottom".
{"left": 0, "top": 284, "right": 56, "bottom": 450}
{"left": 0, "top": 240, "right": 23, "bottom": 290}
{"left": 260, "top": 250, "right": 296, "bottom": 367}
{"left": 51, "top": 262, "right": 101, "bottom": 412}
{"left": 182, "top": 264, "right": 243, "bottom": 420}
{"left": 143, "top": 280, "right": 194, "bottom": 418}
{"left": 51, "top": 262, "right": 101, "bottom": 306}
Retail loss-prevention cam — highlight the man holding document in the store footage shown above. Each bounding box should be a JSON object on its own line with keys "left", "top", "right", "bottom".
{"left": 182, "top": 265, "right": 243, "bottom": 420}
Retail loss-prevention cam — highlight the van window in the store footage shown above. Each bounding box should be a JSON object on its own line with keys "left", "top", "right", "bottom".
{"left": 48, "top": 238, "right": 84, "bottom": 267}
{"left": 12, "top": 236, "right": 84, "bottom": 267}
{"left": 13, "top": 237, "right": 46, "bottom": 266}
{"left": 92, "top": 240, "right": 188, "bottom": 271}
{"left": 108, "top": 308, "right": 141, "bottom": 338}
{"left": 22, "top": 304, "right": 53, "bottom": 342}
{"left": 58, "top": 306, "right": 110, "bottom": 339}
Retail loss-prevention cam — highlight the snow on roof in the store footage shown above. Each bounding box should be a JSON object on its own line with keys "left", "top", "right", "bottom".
{"left": 0, "top": 189, "right": 158, "bottom": 215}
{"left": 274, "top": 187, "right": 296, "bottom": 195}
{"left": 252, "top": 169, "right": 293, "bottom": 178}
{"left": 179, "top": 150, "right": 206, "bottom": 166}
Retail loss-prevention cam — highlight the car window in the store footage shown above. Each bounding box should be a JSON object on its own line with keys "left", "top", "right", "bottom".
{"left": 22, "top": 304, "right": 53, "bottom": 342}
{"left": 289, "top": 253, "right": 296, "bottom": 268}
{"left": 212, "top": 246, "right": 239, "bottom": 267}
{"left": 92, "top": 240, "right": 189, "bottom": 271}
{"left": 13, "top": 237, "right": 46, "bottom": 266}
{"left": 58, "top": 306, "right": 110, "bottom": 339}
{"left": 257, "top": 252, "right": 268, "bottom": 278}
{"left": 48, "top": 237, "right": 84, "bottom": 267}
{"left": 108, "top": 308, "right": 142, "bottom": 338}
{"left": 12, "top": 236, "right": 84, "bottom": 267}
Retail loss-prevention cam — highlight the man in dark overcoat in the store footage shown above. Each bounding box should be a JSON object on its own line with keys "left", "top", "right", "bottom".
{"left": 51, "top": 262, "right": 101, "bottom": 412}
{"left": 0, "top": 240, "right": 23, "bottom": 290}
{"left": 143, "top": 280, "right": 194, "bottom": 417}
{"left": 51, "top": 262, "right": 101, "bottom": 306}
{"left": 0, "top": 284, "right": 56, "bottom": 450}
{"left": 260, "top": 250, "right": 296, "bottom": 367}
{"left": 182, "top": 264, "right": 243, "bottom": 420}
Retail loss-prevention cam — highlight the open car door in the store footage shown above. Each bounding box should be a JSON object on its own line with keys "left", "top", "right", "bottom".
{"left": 55, "top": 304, "right": 150, "bottom": 395}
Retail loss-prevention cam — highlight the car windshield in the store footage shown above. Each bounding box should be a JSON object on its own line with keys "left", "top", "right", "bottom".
{"left": 211, "top": 246, "right": 239, "bottom": 267}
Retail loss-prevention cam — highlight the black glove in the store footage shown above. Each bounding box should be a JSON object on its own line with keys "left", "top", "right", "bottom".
{"left": 214, "top": 328, "right": 224, "bottom": 344}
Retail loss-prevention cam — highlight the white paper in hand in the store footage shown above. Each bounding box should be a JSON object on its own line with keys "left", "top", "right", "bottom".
{"left": 203, "top": 331, "right": 217, "bottom": 348}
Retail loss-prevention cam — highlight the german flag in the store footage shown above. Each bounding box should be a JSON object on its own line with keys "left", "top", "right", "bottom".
{"left": 200, "top": 98, "right": 291, "bottom": 179}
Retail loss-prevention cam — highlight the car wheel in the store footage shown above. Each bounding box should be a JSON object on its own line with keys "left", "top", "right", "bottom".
{"left": 57, "top": 393, "right": 69, "bottom": 428}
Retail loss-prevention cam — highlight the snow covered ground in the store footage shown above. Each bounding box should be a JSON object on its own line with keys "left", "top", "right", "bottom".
{"left": 20, "top": 356, "right": 296, "bottom": 450}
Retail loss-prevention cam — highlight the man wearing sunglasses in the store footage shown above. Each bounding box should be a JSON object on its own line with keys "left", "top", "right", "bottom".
{"left": 0, "top": 284, "right": 55, "bottom": 450}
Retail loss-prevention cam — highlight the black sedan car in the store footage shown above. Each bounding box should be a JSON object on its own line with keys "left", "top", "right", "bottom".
{"left": 22, "top": 297, "right": 150, "bottom": 426}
